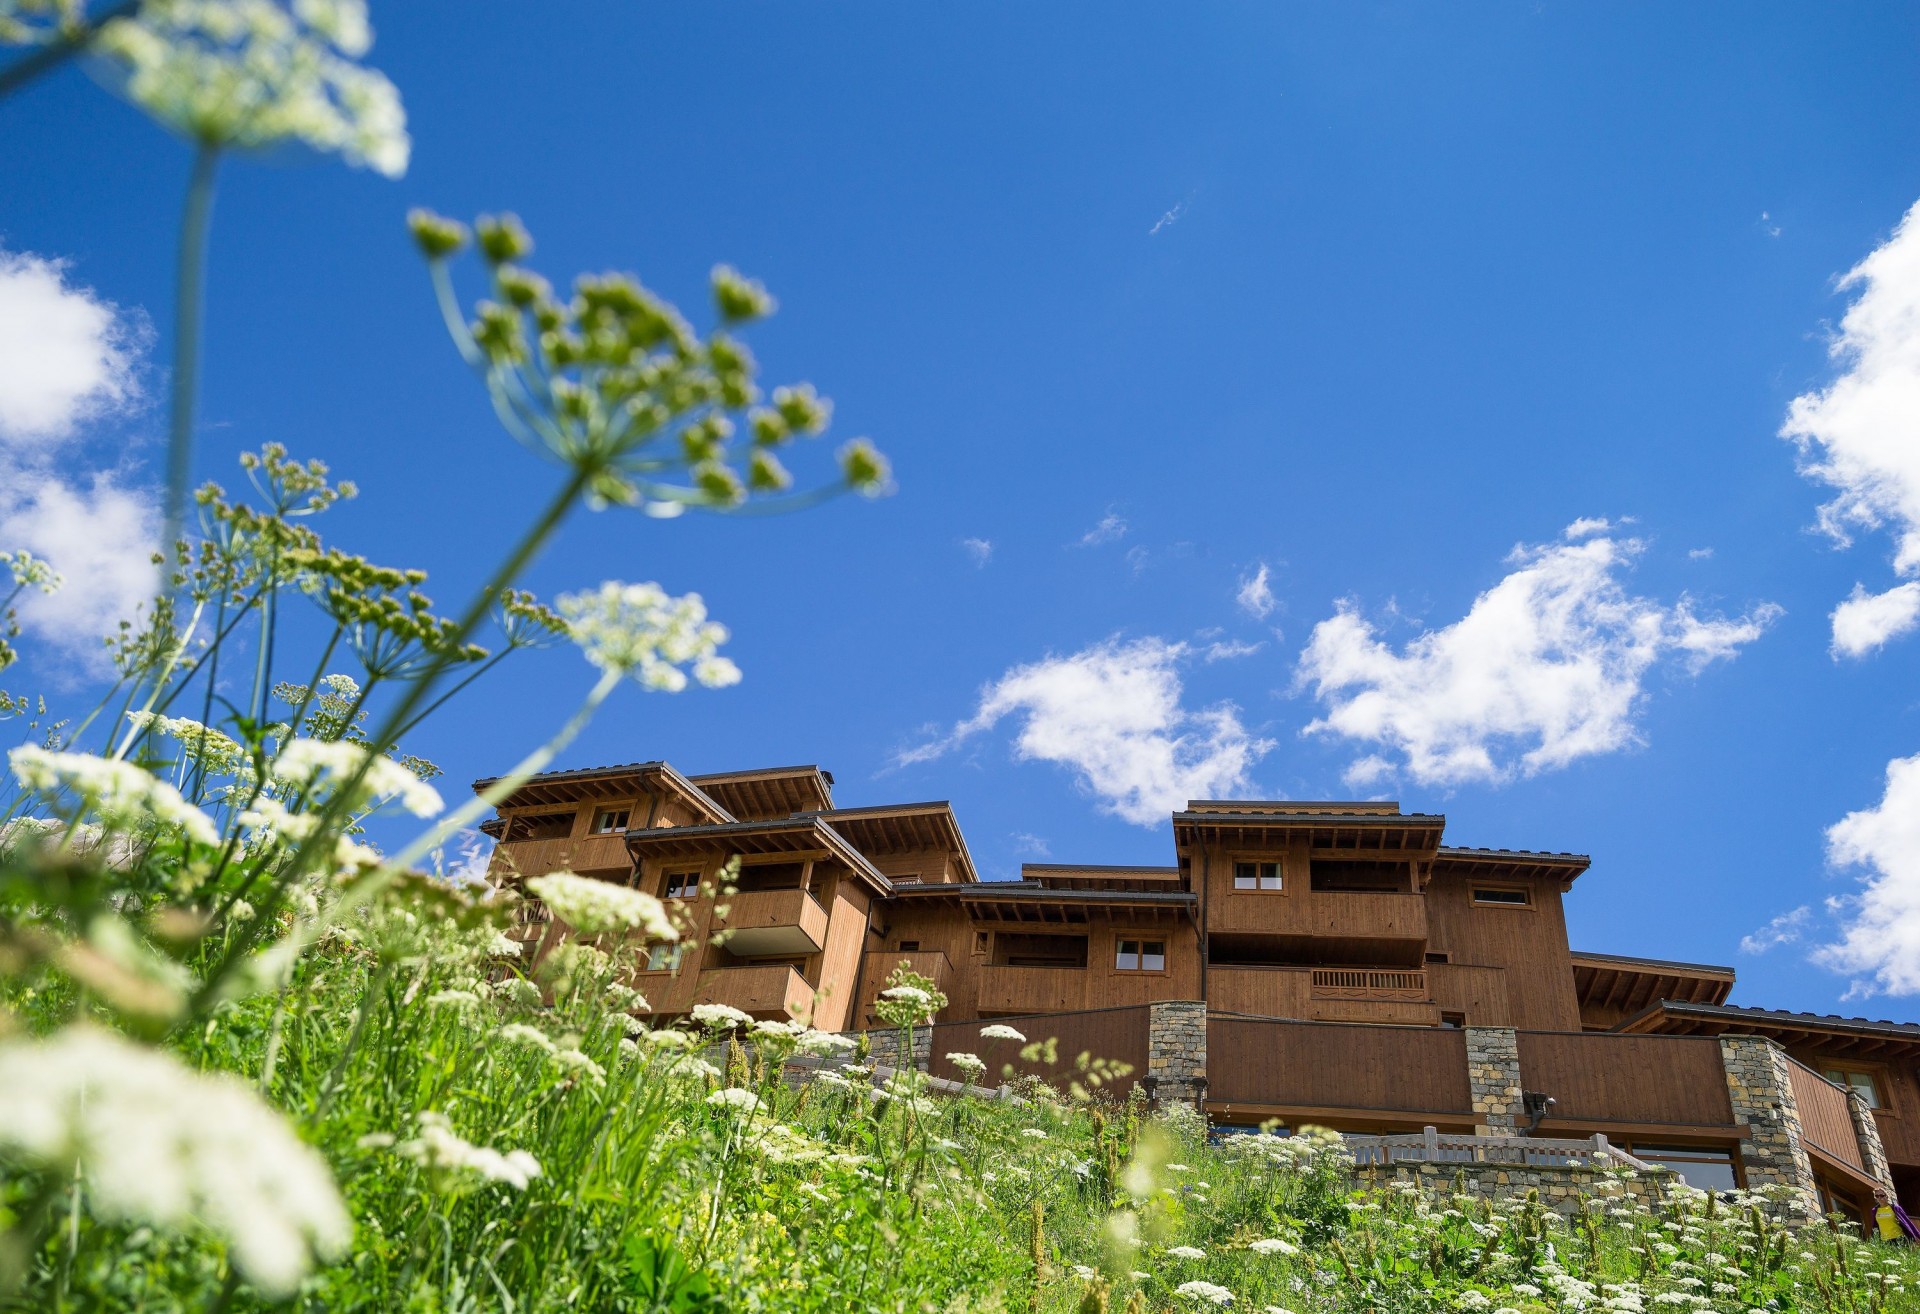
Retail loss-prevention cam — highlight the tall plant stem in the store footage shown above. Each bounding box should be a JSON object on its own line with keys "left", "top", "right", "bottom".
{"left": 164, "top": 143, "right": 220, "bottom": 567}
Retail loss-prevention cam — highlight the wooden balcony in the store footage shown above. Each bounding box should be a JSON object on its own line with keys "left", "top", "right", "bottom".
{"left": 714, "top": 888, "right": 829, "bottom": 956}
{"left": 690, "top": 964, "right": 815, "bottom": 1020}
{"left": 1311, "top": 968, "right": 1428, "bottom": 1001}
{"left": 863, "top": 949, "right": 954, "bottom": 1001}
{"left": 978, "top": 964, "right": 1086, "bottom": 1014}
{"left": 489, "top": 832, "right": 631, "bottom": 879}
{"left": 1211, "top": 965, "right": 1437, "bottom": 1024}
{"left": 1788, "top": 1058, "right": 1866, "bottom": 1174}
{"left": 1207, "top": 886, "right": 1428, "bottom": 954}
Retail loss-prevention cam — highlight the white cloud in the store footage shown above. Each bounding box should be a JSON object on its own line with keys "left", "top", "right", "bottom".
{"left": 1814, "top": 753, "right": 1920, "bottom": 995}
{"left": 433, "top": 828, "right": 496, "bottom": 891}
{"left": 1010, "top": 832, "right": 1050, "bottom": 858}
{"left": 960, "top": 537, "right": 993, "bottom": 567}
{"left": 1563, "top": 517, "right": 1614, "bottom": 540}
{"left": 1124, "top": 545, "right": 1150, "bottom": 576}
{"left": 1296, "top": 524, "right": 1781, "bottom": 787}
{"left": 900, "top": 636, "right": 1273, "bottom": 826}
{"left": 0, "top": 470, "right": 160, "bottom": 653}
{"left": 0, "top": 247, "right": 158, "bottom": 663}
{"left": 1740, "top": 905, "right": 1811, "bottom": 955}
{"left": 1781, "top": 198, "right": 1920, "bottom": 655}
{"left": 0, "top": 248, "right": 144, "bottom": 444}
{"left": 1236, "top": 563, "right": 1276, "bottom": 619}
{"left": 1076, "top": 510, "right": 1128, "bottom": 547}
{"left": 1687, "top": 547, "right": 1714, "bottom": 561}
{"left": 1829, "top": 581, "right": 1920, "bottom": 659}
{"left": 1760, "top": 211, "right": 1782, "bottom": 239}
{"left": 1149, "top": 194, "right": 1192, "bottom": 236}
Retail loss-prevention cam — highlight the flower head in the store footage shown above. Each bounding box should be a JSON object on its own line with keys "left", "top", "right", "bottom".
{"left": 979, "top": 1023, "right": 1026, "bottom": 1043}
{"left": 556, "top": 582, "right": 739, "bottom": 691}
{"left": 0, "top": 1027, "right": 349, "bottom": 1295}
{"left": 706, "top": 1087, "right": 762, "bottom": 1114}
{"left": 1176, "top": 1281, "right": 1234, "bottom": 1306}
{"left": 691, "top": 1003, "right": 751, "bottom": 1031}
{"left": 10, "top": 746, "right": 219, "bottom": 844}
{"left": 95, "top": 0, "right": 409, "bottom": 176}
{"left": 270, "top": 738, "right": 443, "bottom": 817}
{"left": 524, "top": 872, "right": 675, "bottom": 938}
{"left": 393, "top": 1111, "right": 541, "bottom": 1189}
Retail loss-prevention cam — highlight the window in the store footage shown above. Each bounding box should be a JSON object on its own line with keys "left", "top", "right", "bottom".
{"left": 1625, "top": 1144, "right": 1738, "bottom": 1193}
{"left": 664, "top": 871, "right": 700, "bottom": 900}
{"left": 1234, "top": 861, "right": 1282, "bottom": 891}
{"left": 1823, "top": 1067, "right": 1882, "bottom": 1108}
{"left": 897, "top": 940, "right": 921, "bottom": 952}
{"left": 990, "top": 933, "right": 1087, "bottom": 969}
{"left": 1425, "top": 951, "right": 1451, "bottom": 964}
{"left": 974, "top": 931, "right": 990, "bottom": 954}
{"left": 1440, "top": 1012, "right": 1466, "bottom": 1029}
{"left": 593, "top": 808, "right": 629, "bottom": 834}
{"left": 641, "top": 942, "right": 686, "bottom": 972}
{"left": 1116, "top": 939, "right": 1167, "bottom": 972}
{"left": 1471, "top": 886, "right": 1531, "bottom": 907}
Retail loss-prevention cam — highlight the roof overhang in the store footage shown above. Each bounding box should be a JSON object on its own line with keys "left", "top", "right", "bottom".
{"left": 1021, "top": 863, "right": 1184, "bottom": 892}
{"left": 1617, "top": 1001, "right": 1920, "bottom": 1060}
{"left": 890, "top": 881, "right": 1197, "bottom": 925}
{"left": 806, "top": 802, "right": 980, "bottom": 884}
{"left": 472, "top": 761, "right": 733, "bottom": 824}
{"left": 1572, "top": 951, "right": 1734, "bottom": 1016}
{"left": 1173, "top": 808, "right": 1446, "bottom": 855}
{"left": 624, "top": 816, "right": 892, "bottom": 895}
{"left": 1436, "top": 847, "right": 1592, "bottom": 885}
{"left": 687, "top": 764, "right": 835, "bottom": 820}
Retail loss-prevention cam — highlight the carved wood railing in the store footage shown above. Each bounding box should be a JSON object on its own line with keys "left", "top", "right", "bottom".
{"left": 1309, "top": 968, "right": 1428, "bottom": 1001}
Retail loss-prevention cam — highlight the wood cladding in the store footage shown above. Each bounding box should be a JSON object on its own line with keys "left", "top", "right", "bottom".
{"left": 1207, "top": 1016, "right": 1472, "bottom": 1116}
{"left": 925, "top": 1006, "right": 1150, "bottom": 1097}
{"left": 1787, "top": 1059, "right": 1866, "bottom": 1172}
{"left": 1515, "top": 1032, "right": 1733, "bottom": 1129}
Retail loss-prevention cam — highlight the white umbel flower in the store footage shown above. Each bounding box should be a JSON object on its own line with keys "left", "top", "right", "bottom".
{"left": 9, "top": 746, "right": 220, "bottom": 845}
{"left": 706, "top": 1088, "right": 762, "bottom": 1114}
{"left": 557, "top": 581, "right": 740, "bottom": 691}
{"left": 979, "top": 1023, "right": 1026, "bottom": 1043}
{"left": 1249, "top": 1238, "right": 1298, "bottom": 1255}
{"left": 0, "top": 1026, "right": 349, "bottom": 1295}
{"left": 691, "top": 1003, "right": 751, "bottom": 1030}
{"left": 95, "top": 0, "right": 410, "bottom": 176}
{"left": 524, "top": 872, "right": 676, "bottom": 938}
{"left": 1176, "top": 1281, "right": 1235, "bottom": 1305}
{"left": 271, "top": 739, "right": 443, "bottom": 817}
{"left": 394, "top": 1111, "right": 542, "bottom": 1189}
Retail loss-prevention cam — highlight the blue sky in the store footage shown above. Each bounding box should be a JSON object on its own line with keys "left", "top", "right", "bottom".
{"left": 5, "top": 3, "right": 1920, "bottom": 1017}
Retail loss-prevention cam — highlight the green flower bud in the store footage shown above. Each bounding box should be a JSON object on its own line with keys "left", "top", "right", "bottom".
{"left": 773, "top": 383, "right": 831, "bottom": 436}
{"left": 471, "top": 301, "right": 526, "bottom": 363}
{"left": 706, "top": 332, "right": 754, "bottom": 376}
{"left": 694, "top": 462, "right": 746, "bottom": 506}
{"left": 495, "top": 265, "right": 551, "bottom": 309}
{"left": 475, "top": 213, "right": 533, "bottom": 265}
{"left": 407, "top": 209, "right": 468, "bottom": 259}
{"left": 711, "top": 264, "right": 776, "bottom": 322}
{"left": 749, "top": 408, "right": 789, "bottom": 446}
{"left": 748, "top": 449, "right": 792, "bottom": 492}
{"left": 838, "top": 438, "right": 889, "bottom": 494}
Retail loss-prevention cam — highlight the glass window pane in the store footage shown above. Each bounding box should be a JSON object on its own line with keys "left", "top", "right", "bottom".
{"left": 1233, "top": 862, "right": 1257, "bottom": 889}
{"left": 1143, "top": 942, "right": 1166, "bottom": 971}
{"left": 1631, "top": 1147, "right": 1737, "bottom": 1193}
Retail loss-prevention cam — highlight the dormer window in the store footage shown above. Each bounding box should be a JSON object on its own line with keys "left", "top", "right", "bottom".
{"left": 593, "top": 808, "right": 630, "bottom": 834}
{"left": 1233, "top": 861, "right": 1282, "bottom": 891}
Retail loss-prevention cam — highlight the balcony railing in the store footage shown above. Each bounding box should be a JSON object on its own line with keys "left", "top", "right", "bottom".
{"left": 864, "top": 949, "right": 955, "bottom": 998}
{"left": 489, "top": 832, "right": 632, "bottom": 878}
{"left": 1310, "top": 968, "right": 1428, "bottom": 1001}
{"left": 690, "top": 963, "right": 815, "bottom": 1020}
{"left": 978, "top": 963, "right": 1087, "bottom": 1014}
{"left": 714, "top": 888, "right": 829, "bottom": 956}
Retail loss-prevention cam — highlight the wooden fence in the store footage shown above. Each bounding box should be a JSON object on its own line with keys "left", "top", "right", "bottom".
{"left": 1207, "top": 1014, "right": 1472, "bottom": 1116}
{"left": 1515, "top": 1030, "right": 1733, "bottom": 1128}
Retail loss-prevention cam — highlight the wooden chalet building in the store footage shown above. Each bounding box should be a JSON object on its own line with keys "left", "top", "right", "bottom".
{"left": 478, "top": 760, "right": 1920, "bottom": 1214}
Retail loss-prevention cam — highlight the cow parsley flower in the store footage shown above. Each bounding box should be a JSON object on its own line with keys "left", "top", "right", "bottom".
{"left": 271, "top": 738, "right": 443, "bottom": 817}
{"left": 1176, "top": 1281, "right": 1234, "bottom": 1305}
{"left": 691, "top": 1003, "right": 751, "bottom": 1030}
{"left": 1250, "top": 1238, "right": 1298, "bottom": 1255}
{"left": 1167, "top": 1246, "right": 1207, "bottom": 1260}
{"left": 394, "top": 1111, "right": 542, "bottom": 1189}
{"left": 706, "top": 1088, "right": 762, "bottom": 1114}
{"left": 794, "top": 1029, "right": 856, "bottom": 1056}
{"left": 557, "top": 582, "right": 740, "bottom": 692}
{"left": 524, "top": 871, "right": 676, "bottom": 938}
{"left": 552, "top": 1048, "right": 606, "bottom": 1086}
{"left": 9, "top": 746, "right": 220, "bottom": 844}
{"left": 946, "top": 1051, "right": 987, "bottom": 1077}
{"left": 497, "top": 1023, "right": 556, "bottom": 1055}
{"left": 0, "top": 1027, "right": 349, "bottom": 1295}
{"left": 94, "top": 0, "right": 410, "bottom": 176}
{"left": 125, "top": 711, "right": 251, "bottom": 779}
{"left": 979, "top": 1023, "right": 1026, "bottom": 1043}
{"left": 641, "top": 1028, "right": 697, "bottom": 1050}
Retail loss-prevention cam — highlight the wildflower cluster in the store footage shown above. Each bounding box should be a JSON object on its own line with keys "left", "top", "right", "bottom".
{"left": 556, "top": 581, "right": 741, "bottom": 691}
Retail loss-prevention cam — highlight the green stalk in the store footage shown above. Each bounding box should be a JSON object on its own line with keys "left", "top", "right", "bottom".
{"left": 163, "top": 143, "right": 220, "bottom": 570}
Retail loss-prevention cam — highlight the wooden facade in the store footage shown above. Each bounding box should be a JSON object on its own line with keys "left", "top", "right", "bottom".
{"left": 477, "top": 761, "right": 1920, "bottom": 1205}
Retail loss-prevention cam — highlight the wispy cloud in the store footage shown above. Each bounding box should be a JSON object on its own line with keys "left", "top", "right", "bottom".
{"left": 960, "top": 536, "right": 993, "bottom": 567}
{"left": 1202, "top": 639, "right": 1264, "bottom": 663}
{"left": 1688, "top": 547, "right": 1715, "bottom": 560}
{"left": 1076, "top": 509, "right": 1128, "bottom": 547}
{"left": 1781, "top": 197, "right": 1920, "bottom": 657}
{"left": 1237, "top": 563, "right": 1277, "bottom": 620}
{"left": 897, "top": 636, "right": 1272, "bottom": 827}
{"left": 1741, "top": 905, "right": 1811, "bottom": 955}
{"left": 1814, "top": 753, "right": 1920, "bottom": 995}
{"left": 1010, "top": 832, "right": 1050, "bottom": 858}
{"left": 1149, "top": 192, "right": 1195, "bottom": 236}
{"left": 1759, "top": 211, "right": 1782, "bottom": 239}
{"left": 1296, "top": 521, "right": 1781, "bottom": 788}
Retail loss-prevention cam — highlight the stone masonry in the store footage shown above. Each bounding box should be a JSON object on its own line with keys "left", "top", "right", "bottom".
{"left": 1848, "top": 1087, "right": 1896, "bottom": 1194}
{"left": 1465, "top": 1027, "right": 1524, "bottom": 1135}
{"left": 1147, "top": 1001, "right": 1208, "bottom": 1110}
{"left": 1357, "top": 1159, "right": 1671, "bottom": 1217}
{"left": 1719, "top": 1034, "right": 1820, "bottom": 1218}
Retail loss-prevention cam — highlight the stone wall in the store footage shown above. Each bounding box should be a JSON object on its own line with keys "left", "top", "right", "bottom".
{"left": 1466, "top": 1027, "right": 1524, "bottom": 1135}
{"left": 1147, "top": 1001, "right": 1208, "bottom": 1110}
{"left": 1355, "top": 1159, "right": 1669, "bottom": 1216}
{"left": 1848, "top": 1088, "right": 1895, "bottom": 1194}
{"left": 1719, "top": 1034, "right": 1819, "bottom": 1218}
